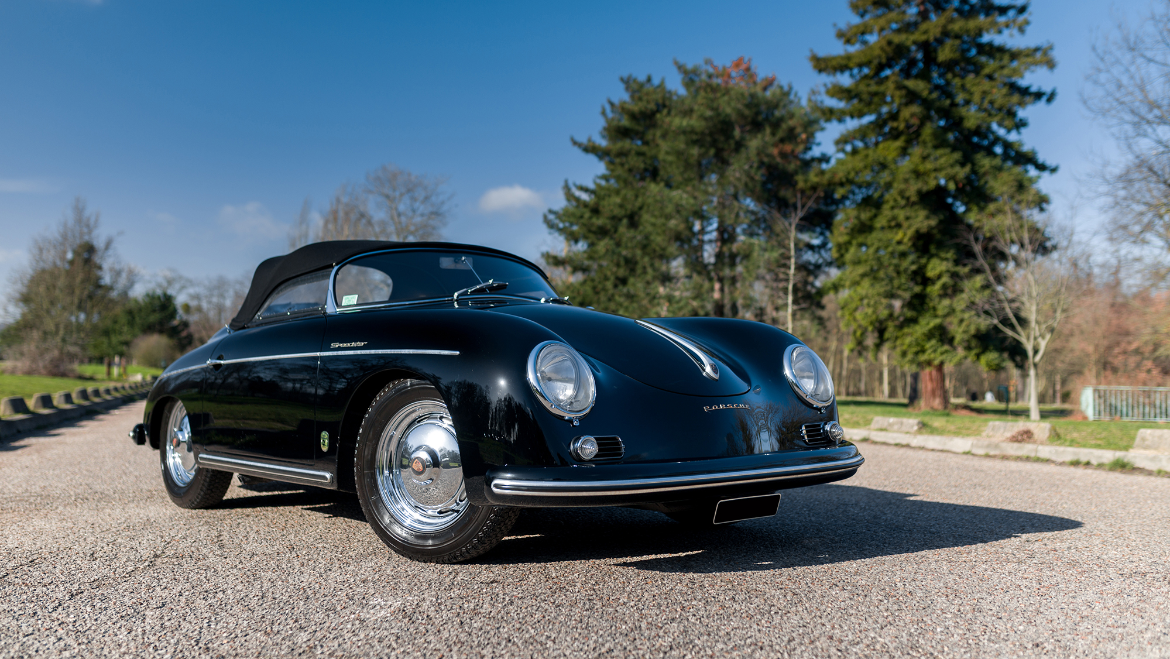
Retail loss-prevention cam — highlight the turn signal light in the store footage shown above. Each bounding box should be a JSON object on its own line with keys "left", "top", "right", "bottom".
{"left": 571, "top": 436, "right": 599, "bottom": 461}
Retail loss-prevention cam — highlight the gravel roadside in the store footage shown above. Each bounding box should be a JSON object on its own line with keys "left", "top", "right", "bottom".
{"left": 2, "top": 401, "right": 1168, "bottom": 658}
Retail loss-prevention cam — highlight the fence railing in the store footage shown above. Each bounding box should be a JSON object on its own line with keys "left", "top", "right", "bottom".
{"left": 1081, "top": 386, "right": 1170, "bottom": 422}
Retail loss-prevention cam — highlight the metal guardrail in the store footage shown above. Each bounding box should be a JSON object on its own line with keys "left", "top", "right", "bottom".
{"left": 1081, "top": 386, "right": 1170, "bottom": 422}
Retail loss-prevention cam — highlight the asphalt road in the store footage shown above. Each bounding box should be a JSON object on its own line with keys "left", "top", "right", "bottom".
{"left": 2, "top": 401, "right": 1169, "bottom": 658}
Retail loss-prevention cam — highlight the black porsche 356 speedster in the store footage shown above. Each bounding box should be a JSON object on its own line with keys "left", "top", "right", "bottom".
{"left": 130, "top": 240, "right": 862, "bottom": 563}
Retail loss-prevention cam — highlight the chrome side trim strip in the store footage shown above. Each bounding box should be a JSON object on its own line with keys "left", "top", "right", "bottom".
{"left": 197, "top": 453, "right": 334, "bottom": 484}
{"left": 325, "top": 349, "right": 460, "bottom": 357}
{"left": 155, "top": 363, "right": 208, "bottom": 381}
{"left": 162, "top": 349, "right": 459, "bottom": 380}
{"left": 205, "top": 349, "right": 460, "bottom": 366}
{"left": 489, "top": 455, "right": 864, "bottom": 497}
{"left": 208, "top": 352, "right": 320, "bottom": 366}
{"left": 636, "top": 320, "right": 721, "bottom": 381}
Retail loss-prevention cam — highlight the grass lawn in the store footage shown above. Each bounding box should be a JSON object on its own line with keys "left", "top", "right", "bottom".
{"left": 837, "top": 397, "right": 1161, "bottom": 452}
{"left": 0, "top": 362, "right": 160, "bottom": 418}
{"left": 0, "top": 373, "right": 118, "bottom": 416}
{"left": 75, "top": 363, "right": 164, "bottom": 379}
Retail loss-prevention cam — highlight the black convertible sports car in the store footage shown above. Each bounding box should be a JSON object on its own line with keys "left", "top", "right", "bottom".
{"left": 131, "top": 240, "right": 862, "bottom": 563}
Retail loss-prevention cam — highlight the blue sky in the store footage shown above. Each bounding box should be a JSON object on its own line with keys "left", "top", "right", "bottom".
{"left": 0, "top": 0, "right": 1138, "bottom": 299}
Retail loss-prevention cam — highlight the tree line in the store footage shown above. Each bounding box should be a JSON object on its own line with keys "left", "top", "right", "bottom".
{"left": 4, "top": 0, "right": 1169, "bottom": 423}
{"left": 0, "top": 162, "right": 455, "bottom": 376}
{"left": 546, "top": 0, "right": 1068, "bottom": 418}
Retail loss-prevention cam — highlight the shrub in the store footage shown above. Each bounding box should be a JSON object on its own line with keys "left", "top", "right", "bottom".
{"left": 128, "top": 333, "right": 179, "bottom": 368}
{"left": 3, "top": 340, "right": 81, "bottom": 377}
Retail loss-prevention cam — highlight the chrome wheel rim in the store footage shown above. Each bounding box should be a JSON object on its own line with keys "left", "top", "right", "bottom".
{"left": 374, "top": 399, "right": 468, "bottom": 533}
{"left": 164, "top": 401, "right": 197, "bottom": 487}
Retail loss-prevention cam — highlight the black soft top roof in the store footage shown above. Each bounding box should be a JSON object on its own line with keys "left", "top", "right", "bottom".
{"left": 228, "top": 240, "right": 546, "bottom": 330}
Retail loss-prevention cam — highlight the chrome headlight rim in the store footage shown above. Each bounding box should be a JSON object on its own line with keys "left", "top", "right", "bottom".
{"left": 783, "top": 343, "right": 835, "bottom": 409}
{"left": 526, "top": 340, "right": 597, "bottom": 420}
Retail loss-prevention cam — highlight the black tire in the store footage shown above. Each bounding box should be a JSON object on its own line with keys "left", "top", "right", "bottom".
{"left": 354, "top": 379, "right": 519, "bottom": 563}
{"left": 159, "top": 399, "right": 232, "bottom": 509}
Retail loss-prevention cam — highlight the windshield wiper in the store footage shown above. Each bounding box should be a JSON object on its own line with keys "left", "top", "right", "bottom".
{"left": 452, "top": 279, "right": 508, "bottom": 306}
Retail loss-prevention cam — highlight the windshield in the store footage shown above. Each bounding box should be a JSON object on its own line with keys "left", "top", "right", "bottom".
{"left": 333, "top": 250, "right": 557, "bottom": 309}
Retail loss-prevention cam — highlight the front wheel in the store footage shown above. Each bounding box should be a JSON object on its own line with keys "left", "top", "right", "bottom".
{"left": 354, "top": 380, "right": 518, "bottom": 563}
{"left": 159, "top": 399, "right": 232, "bottom": 509}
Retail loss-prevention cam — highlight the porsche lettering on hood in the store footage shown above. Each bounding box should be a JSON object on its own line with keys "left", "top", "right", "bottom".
{"left": 490, "top": 305, "right": 750, "bottom": 397}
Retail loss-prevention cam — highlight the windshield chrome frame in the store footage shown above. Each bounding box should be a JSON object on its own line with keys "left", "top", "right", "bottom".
{"left": 325, "top": 247, "right": 554, "bottom": 315}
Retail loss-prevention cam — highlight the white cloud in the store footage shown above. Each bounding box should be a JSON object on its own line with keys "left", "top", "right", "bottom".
{"left": 0, "top": 248, "right": 24, "bottom": 265}
{"left": 217, "top": 202, "right": 285, "bottom": 242}
{"left": 0, "top": 178, "right": 56, "bottom": 194}
{"left": 478, "top": 185, "right": 545, "bottom": 218}
{"left": 154, "top": 212, "right": 181, "bottom": 226}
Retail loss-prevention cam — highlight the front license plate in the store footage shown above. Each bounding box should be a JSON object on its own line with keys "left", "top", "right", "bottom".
{"left": 712, "top": 494, "right": 781, "bottom": 524}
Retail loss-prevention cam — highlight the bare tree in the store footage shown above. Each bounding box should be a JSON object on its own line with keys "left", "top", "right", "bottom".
{"left": 289, "top": 164, "right": 452, "bottom": 249}
{"left": 970, "top": 204, "right": 1078, "bottom": 421}
{"left": 767, "top": 189, "right": 822, "bottom": 333}
{"left": 365, "top": 164, "right": 452, "bottom": 242}
{"left": 4, "top": 198, "right": 134, "bottom": 375}
{"left": 181, "top": 274, "right": 249, "bottom": 347}
{"left": 288, "top": 198, "right": 315, "bottom": 251}
{"left": 316, "top": 184, "right": 377, "bottom": 243}
{"left": 1085, "top": 3, "right": 1170, "bottom": 276}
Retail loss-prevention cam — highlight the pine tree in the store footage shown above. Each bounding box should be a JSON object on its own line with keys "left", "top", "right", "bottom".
{"left": 543, "top": 75, "right": 687, "bottom": 318}
{"left": 545, "top": 59, "right": 827, "bottom": 321}
{"left": 811, "top": 0, "right": 1055, "bottom": 409}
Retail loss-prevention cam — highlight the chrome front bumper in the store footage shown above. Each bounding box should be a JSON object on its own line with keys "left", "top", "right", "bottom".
{"left": 483, "top": 449, "right": 864, "bottom": 506}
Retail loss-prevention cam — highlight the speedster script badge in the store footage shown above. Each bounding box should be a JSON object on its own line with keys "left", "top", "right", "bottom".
{"left": 331, "top": 342, "right": 368, "bottom": 349}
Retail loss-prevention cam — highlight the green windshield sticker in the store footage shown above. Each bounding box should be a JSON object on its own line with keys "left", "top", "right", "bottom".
{"left": 342, "top": 295, "right": 358, "bottom": 306}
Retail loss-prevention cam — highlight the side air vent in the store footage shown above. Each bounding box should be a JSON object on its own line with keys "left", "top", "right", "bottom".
{"left": 801, "top": 422, "right": 831, "bottom": 445}
{"left": 595, "top": 436, "right": 625, "bottom": 461}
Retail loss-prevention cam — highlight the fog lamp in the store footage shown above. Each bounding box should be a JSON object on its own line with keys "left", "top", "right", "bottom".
{"left": 826, "top": 421, "right": 844, "bottom": 444}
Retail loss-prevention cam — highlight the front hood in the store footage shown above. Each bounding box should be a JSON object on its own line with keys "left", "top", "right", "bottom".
{"left": 490, "top": 304, "right": 750, "bottom": 397}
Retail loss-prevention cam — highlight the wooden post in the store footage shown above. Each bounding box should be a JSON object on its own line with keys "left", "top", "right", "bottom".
{"left": 882, "top": 347, "right": 889, "bottom": 399}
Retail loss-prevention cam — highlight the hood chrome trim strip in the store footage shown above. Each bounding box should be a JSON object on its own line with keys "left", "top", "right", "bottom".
{"left": 636, "top": 320, "right": 720, "bottom": 381}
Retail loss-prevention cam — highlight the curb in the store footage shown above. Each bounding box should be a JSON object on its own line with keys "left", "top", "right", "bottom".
{"left": 0, "top": 388, "right": 148, "bottom": 441}
{"left": 845, "top": 427, "right": 1170, "bottom": 472}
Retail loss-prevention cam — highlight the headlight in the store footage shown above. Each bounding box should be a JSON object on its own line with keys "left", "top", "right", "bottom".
{"left": 527, "top": 341, "right": 597, "bottom": 420}
{"left": 783, "top": 344, "right": 834, "bottom": 408}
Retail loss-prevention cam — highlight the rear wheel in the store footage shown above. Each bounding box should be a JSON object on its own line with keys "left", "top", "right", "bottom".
{"left": 159, "top": 399, "right": 232, "bottom": 509}
{"left": 354, "top": 380, "right": 518, "bottom": 563}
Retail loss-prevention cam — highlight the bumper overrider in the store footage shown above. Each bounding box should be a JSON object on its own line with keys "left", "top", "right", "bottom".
{"left": 484, "top": 444, "right": 863, "bottom": 507}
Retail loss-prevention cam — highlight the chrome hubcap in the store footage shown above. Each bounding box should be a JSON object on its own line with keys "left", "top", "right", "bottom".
{"left": 164, "top": 401, "right": 197, "bottom": 487}
{"left": 375, "top": 400, "right": 468, "bottom": 533}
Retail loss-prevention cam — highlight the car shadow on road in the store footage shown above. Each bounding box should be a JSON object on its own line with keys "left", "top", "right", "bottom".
{"left": 210, "top": 482, "right": 1082, "bottom": 572}
{"left": 218, "top": 483, "right": 367, "bottom": 522}
{"left": 481, "top": 484, "right": 1083, "bottom": 572}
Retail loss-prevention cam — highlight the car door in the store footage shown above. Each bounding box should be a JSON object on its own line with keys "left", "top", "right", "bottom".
{"left": 200, "top": 270, "right": 328, "bottom": 466}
